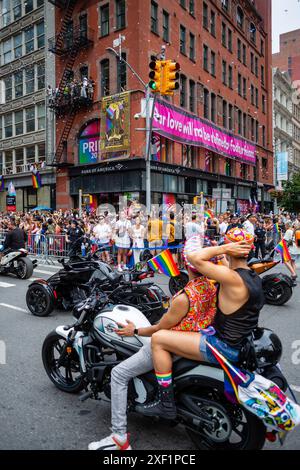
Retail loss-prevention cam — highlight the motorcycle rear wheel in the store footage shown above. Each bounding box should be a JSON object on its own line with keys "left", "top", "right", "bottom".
{"left": 264, "top": 283, "right": 292, "bottom": 306}
{"left": 183, "top": 387, "right": 266, "bottom": 450}
{"left": 26, "top": 284, "right": 54, "bottom": 316}
{"left": 42, "top": 331, "right": 85, "bottom": 393}
{"left": 16, "top": 257, "right": 34, "bottom": 279}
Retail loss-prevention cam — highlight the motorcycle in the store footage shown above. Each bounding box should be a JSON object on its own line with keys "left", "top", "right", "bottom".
{"left": 169, "top": 256, "right": 294, "bottom": 306}
{"left": 42, "top": 289, "right": 287, "bottom": 450}
{"left": 0, "top": 248, "right": 37, "bottom": 279}
{"left": 26, "top": 255, "right": 169, "bottom": 322}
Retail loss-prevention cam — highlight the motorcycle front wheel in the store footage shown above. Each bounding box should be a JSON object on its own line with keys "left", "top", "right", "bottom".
{"left": 182, "top": 387, "right": 266, "bottom": 450}
{"left": 26, "top": 284, "right": 54, "bottom": 316}
{"left": 264, "top": 282, "right": 293, "bottom": 306}
{"left": 16, "top": 257, "right": 34, "bottom": 279}
{"left": 169, "top": 271, "right": 189, "bottom": 296}
{"left": 42, "top": 331, "right": 85, "bottom": 393}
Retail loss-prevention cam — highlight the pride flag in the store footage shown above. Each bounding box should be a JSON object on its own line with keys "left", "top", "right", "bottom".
{"left": 275, "top": 239, "right": 292, "bottom": 263}
{"left": 32, "top": 171, "right": 42, "bottom": 189}
{"left": 148, "top": 249, "right": 180, "bottom": 277}
{"left": 204, "top": 210, "right": 214, "bottom": 219}
{"left": 273, "top": 223, "right": 280, "bottom": 235}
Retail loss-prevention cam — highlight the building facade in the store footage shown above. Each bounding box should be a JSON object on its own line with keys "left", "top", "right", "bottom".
{"left": 273, "top": 29, "right": 300, "bottom": 83}
{"left": 50, "top": 0, "right": 274, "bottom": 213}
{"left": 0, "top": 0, "right": 55, "bottom": 212}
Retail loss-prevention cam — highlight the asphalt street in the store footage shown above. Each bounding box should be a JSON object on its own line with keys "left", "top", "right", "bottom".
{"left": 0, "top": 261, "right": 299, "bottom": 450}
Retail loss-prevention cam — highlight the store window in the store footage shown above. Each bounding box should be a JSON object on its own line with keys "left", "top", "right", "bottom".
{"left": 78, "top": 120, "right": 100, "bottom": 165}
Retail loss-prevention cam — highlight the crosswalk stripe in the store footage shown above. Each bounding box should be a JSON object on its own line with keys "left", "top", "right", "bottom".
{"left": 0, "top": 281, "right": 16, "bottom": 288}
{"left": 0, "top": 303, "right": 28, "bottom": 313}
{"left": 34, "top": 269, "right": 56, "bottom": 275}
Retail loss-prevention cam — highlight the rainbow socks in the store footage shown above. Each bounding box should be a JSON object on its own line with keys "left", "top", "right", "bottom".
{"left": 155, "top": 371, "right": 172, "bottom": 388}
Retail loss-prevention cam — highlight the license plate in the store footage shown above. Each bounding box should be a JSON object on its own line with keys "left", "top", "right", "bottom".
{"left": 163, "top": 301, "right": 170, "bottom": 309}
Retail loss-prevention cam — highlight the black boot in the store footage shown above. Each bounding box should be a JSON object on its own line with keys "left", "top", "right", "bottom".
{"left": 135, "top": 384, "right": 177, "bottom": 419}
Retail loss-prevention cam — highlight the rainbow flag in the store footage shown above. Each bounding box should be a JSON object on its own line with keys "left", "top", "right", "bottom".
{"left": 0, "top": 176, "right": 4, "bottom": 192}
{"left": 148, "top": 249, "right": 180, "bottom": 277}
{"left": 32, "top": 171, "right": 42, "bottom": 189}
{"left": 275, "top": 239, "right": 292, "bottom": 263}
{"left": 204, "top": 210, "right": 214, "bottom": 219}
{"left": 273, "top": 223, "right": 280, "bottom": 235}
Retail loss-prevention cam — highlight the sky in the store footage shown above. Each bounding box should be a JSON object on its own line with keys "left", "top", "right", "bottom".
{"left": 272, "top": 0, "right": 300, "bottom": 53}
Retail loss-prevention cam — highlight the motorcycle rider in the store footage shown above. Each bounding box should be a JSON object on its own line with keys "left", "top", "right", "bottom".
{"left": 0, "top": 218, "right": 26, "bottom": 258}
{"left": 136, "top": 228, "right": 265, "bottom": 420}
{"left": 88, "top": 243, "right": 218, "bottom": 451}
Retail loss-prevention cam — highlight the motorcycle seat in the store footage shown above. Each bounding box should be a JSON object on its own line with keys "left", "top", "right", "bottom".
{"left": 172, "top": 357, "right": 221, "bottom": 377}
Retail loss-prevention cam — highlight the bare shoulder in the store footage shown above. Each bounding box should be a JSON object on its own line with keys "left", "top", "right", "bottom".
{"left": 171, "top": 292, "right": 189, "bottom": 311}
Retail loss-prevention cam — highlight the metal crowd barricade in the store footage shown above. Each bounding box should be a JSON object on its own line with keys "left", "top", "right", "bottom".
{"left": 28, "top": 233, "right": 68, "bottom": 264}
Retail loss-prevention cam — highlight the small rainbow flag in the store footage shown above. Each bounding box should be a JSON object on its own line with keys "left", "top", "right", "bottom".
{"left": 0, "top": 176, "right": 4, "bottom": 192}
{"left": 204, "top": 210, "right": 214, "bottom": 219}
{"left": 148, "top": 249, "right": 180, "bottom": 277}
{"left": 275, "top": 239, "right": 292, "bottom": 263}
{"left": 32, "top": 171, "right": 42, "bottom": 189}
{"left": 273, "top": 223, "right": 280, "bottom": 235}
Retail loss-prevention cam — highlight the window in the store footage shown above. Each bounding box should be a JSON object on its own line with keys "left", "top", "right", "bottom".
{"left": 100, "top": 59, "right": 110, "bottom": 96}
{"left": 2, "top": 0, "right": 11, "bottom": 26}
{"left": 222, "top": 100, "right": 227, "bottom": 128}
{"left": 228, "top": 104, "right": 233, "bottom": 131}
{"left": 3, "top": 38, "right": 12, "bottom": 64}
{"left": 222, "top": 61, "right": 227, "bottom": 85}
{"left": 203, "top": 44, "right": 209, "bottom": 71}
{"left": 236, "top": 6, "right": 244, "bottom": 29}
{"left": 37, "top": 103, "right": 45, "bottom": 130}
{"left": 117, "top": 53, "right": 127, "bottom": 92}
{"left": 79, "top": 14, "right": 87, "bottom": 40}
{"left": 37, "top": 62, "right": 45, "bottom": 90}
{"left": 251, "top": 84, "right": 254, "bottom": 105}
{"left": 189, "top": 80, "right": 195, "bottom": 112}
{"left": 26, "top": 146, "right": 35, "bottom": 166}
{"left": 37, "top": 22, "right": 44, "bottom": 48}
{"left": 250, "top": 23, "right": 256, "bottom": 43}
{"left": 255, "top": 121, "right": 259, "bottom": 143}
{"left": 261, "top": 39, "right": 264, "bottom": 56}
{"left": 14, "top": 33, "right": 22, "bottom": 59}
{"left": 237, "top": 39, "right": 241, "bottom": 61}
{"left": 180, "top": 25, "right": 186, "bottom": 54}
{"left": 14, "top": 71, "right": 23, "bottom": 98}
{"left": 225, "top": 158, "right": 232, "bottom": 176}
{"left": 25, "top": 0, "right": 33, "bottom": 14}
{"left": 25, "top": 106, "right": 35, "bottom": 133}
{"left": 4, "top": 114, "right": 13, "bottom": 138}
{"left": 211, "top": 93, "right": 216, "bottom": 123}
{"left": 250, "top": 52, "right": 254, "bottom": 73}
{"left": 210, "top": 10, "right": 216, "bottom": 36}
{"left": 262, "top": 94, "right": 266, "bottom": 113}
{"left": 242, "top": 44, "right": 247, "bottom": 65}
{"left": 189, "top": 0, "right": 195, "bottom": 15}
{"left": 211, "top": 51, "right": 216, "bottom": 76}
{"left": 261, "top": 65, "right": 265, "bottom": 86}
{"left": 180, "top": 75, "right": 187, "bottom": 107}
{"left": 4, "top": 76, "right": 12, "bottom": 102}
{"left": 255, "top": 88, "right": 259, "bottom": 108}
{"left": 243, "top": 112, "right": 247, "bottom": 137}
{"left": 228, "top": 65, "right": 233, "bottom": 89}
{"left": 221, "top": 0, "right": 229, "bottom": 12}
{"left": 228, "top": 29, "right": 232, "bottom": 52}
{"left": 37, "top": 0, "right": 44, "bottom": 6}
{"left": 25, "top": 66, "right": 35, "bottom": 94}
{"left": 5, "top": 150, "right": 13, "bottom": 173}
{"left": 151, "top": 1, "right": 158, "bottom": 34}
{"left": 189, "top": 33, "right": 195, "bottom": 61}
{"left": 238, "top": 109, "right": 242, "bottom": 134}
{"left": 162, "top": 10, "right": 169, "bottom": 42}
{"left": 262, "top": 126, "right": 266, "bottom": 147}
{"left": 180, "top": 0, "right": 186, "bottom": 8}
{"left": 100, "top": 4, "right": 109, "bottom": 36}
{"left": 238, "top": 73, "right": 242, "bottom": 95}
{"left": 255, "top": 57, "right": 258, "bottom": 77}
{"left": 15, "top": 148, "right": 24, "bottom": 173}
{"left": 25, "top": 26, "right": 34, "bottom": 54}
{"left": 15, "top": 110, "right": 23, "bottom": 135}
{"left": 203, "top": 2, "right": 208, "bottom": 29}
{"left": 243, "top": 77, "right": 247, "bottom": 99}
{"left": 222, "top": 22, "right": 226, "bottom": 47}
{"left": 204, "top": 88, "right": 209, "bottom": 119}
{"left": 116, "top": 0, "right": 126, "bottom": 30}
{"left": 38, "top": 142, "right": 45, "bottom": 163}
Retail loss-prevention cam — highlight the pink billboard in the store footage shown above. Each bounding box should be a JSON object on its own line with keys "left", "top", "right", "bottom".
{"left": 153, "top": 100, "right": 256, "bottom": 165}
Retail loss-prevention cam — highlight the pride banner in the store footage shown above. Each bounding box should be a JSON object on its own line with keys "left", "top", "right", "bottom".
{"left": 153, "top": 100, "right": 256, "bottom": 165}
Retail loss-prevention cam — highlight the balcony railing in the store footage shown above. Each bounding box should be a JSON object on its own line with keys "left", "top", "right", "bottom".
{"left": 48, "top": 0, "right": 76, "bottom": 8}
{"left": 48, "top": 27, "right": 94, "bottom": 56}
{"left": 2, "top": 161, "right": 47, "bottom": 176}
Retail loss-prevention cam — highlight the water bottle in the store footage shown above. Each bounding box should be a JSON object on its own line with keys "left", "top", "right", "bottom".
{"left": 81, "top": 242, "right": 86, "bottom": 257}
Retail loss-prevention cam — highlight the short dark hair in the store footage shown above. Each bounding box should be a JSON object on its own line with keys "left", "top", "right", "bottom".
{"left": 192, "top": 214, "right": 197, "bottom": 221}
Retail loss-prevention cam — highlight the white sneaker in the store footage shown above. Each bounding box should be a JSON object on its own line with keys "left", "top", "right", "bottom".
{"left": 88, "top": 433, "right": 132, "bottom": 450}
{"left": 117, "top": 265, "right": 123, "bottom": 272}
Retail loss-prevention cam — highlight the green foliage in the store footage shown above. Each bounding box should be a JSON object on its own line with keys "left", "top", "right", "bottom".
{"left": 278, "top": 173, "right": 300, "bottom": 211}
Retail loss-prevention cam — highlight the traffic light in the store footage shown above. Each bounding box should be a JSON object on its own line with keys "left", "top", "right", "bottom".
{"left": 149, "top": 58, "right": 162, "bottom": 93}
{"left": 161, "top": 60, "right": 180, "bottom": 95}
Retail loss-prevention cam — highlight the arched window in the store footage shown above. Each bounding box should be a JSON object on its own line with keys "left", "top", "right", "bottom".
{"left": 236, "top": 6, "right": 244, "bottom": 29}
{"left": 250, "top": 23, "right": 256, "bottom": 43}
{"left": 78, "top": 120, "right": 100, "bottom": 164}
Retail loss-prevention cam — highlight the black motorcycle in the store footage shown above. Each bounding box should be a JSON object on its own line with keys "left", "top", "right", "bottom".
{"left": 26, "top": 256, "right": 169, "bottom": 323}
{"left": 169, "top": 257, "right": 294, "bottom": 306}
{"left": 42, "top": 290, "right": 287, "bottom": 450}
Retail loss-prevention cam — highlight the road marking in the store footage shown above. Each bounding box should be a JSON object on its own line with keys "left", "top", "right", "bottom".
{"left": 34, "top": 269, "right": 55, "bottom": 275}
{"left": 290, "top": 385, "right": 300, "bottom": 393}
{"left": 0, "top": 281, "right": 16, "bottom": 288}
{"left": 0, "top": 303, "right": 28, "bottom": 313}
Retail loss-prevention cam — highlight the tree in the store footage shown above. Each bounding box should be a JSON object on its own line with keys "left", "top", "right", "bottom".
{"left": 278, "top": 172, "right": 300, "bottom": 212}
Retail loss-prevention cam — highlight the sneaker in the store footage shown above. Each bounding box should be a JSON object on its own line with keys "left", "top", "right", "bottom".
{"left": 88, "top": 433, "right": 132, "bottom": 451}
{"left": 117, "top": 265, "right": 123, "bottom": 272}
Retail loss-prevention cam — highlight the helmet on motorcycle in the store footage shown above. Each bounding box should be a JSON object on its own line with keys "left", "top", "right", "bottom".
{"left": 252, "top": 327, "right": 283, "bottom": 368}
{"left": 225, "top": 227, "right": 254, "bottom": 245}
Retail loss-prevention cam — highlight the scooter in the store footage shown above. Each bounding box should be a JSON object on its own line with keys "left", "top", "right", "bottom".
{"left": 42, "top": 289, "right": 288, "bottom": 450}
{"left": 0, "top": 246, "right": 37, "bottom": 279}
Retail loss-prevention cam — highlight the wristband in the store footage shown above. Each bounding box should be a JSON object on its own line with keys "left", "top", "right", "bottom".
{"left": 134, "top": 328, "right": 139, "bottom": 335}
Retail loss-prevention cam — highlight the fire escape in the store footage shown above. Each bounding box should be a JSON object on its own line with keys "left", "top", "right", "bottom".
{"left": 47, "top": 0, "right": 94, "bottom": 167}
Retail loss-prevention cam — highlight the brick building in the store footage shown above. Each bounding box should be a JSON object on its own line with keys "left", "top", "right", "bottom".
{"left": 273, "top": 29, "right": 300, "bottom": 83}
{"left": 48, "top": 0, "right": 274, "bottom": 213}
